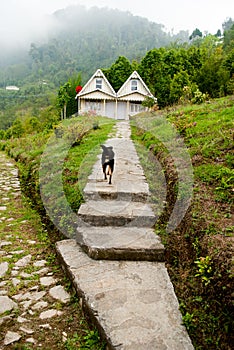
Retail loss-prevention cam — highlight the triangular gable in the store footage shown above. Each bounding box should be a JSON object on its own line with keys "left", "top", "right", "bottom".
{"left": 76, "top": 69, "right": 116, "bottom": 99}
{"left": 117, "top": 71, "right": 153, "bottom": 99}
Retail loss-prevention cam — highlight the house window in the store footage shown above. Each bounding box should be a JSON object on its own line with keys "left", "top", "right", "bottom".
{"left": 130, "top": 102, "right": 144, "bottom": 113}
{"left": 131, "top": 80, "right": 138, "bottom": 91}
{"left": 96, "top": 78, "right": 102, "bottom": 89}
{"left": 87, "top": 101, "right": 101, "bottom": 112}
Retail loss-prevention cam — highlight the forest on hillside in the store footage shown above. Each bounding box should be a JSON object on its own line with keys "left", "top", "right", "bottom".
{"left": 0, "top": 5, "right": 188, "bottom": 86}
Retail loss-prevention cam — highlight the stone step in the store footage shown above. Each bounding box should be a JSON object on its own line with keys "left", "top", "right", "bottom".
{"left": 83, "top": 179, "right": 149, "bottom": 202}
{"left": 76, "top": 226, "right": 165, "bottom": 261}
{"left": 78, "top": 200, "right": 156, "bottom": 227}
{"left": 82, "top": 137, "right": 150, "bottom": 202}
{"left": 56, "top": 239, "right": 194, "bottom": 350}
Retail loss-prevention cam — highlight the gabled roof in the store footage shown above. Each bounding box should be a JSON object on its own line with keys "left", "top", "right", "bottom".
{"left": 117, "top": 71, "right": 153, "bottom": 98}
{"left": 76, "top": 69, "right": 116, "bottom": 99}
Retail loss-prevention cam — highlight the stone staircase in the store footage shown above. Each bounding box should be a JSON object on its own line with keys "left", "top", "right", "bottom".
{"left": 56, "top": 121, "right": 194, "bottom": 349}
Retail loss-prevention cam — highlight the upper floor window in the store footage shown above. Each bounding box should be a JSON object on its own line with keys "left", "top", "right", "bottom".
{"left": 96, "top": 78, "right": 102, "bottom": 89}
{"left": 131, "top": 79, "right": 138, "bottom": 91}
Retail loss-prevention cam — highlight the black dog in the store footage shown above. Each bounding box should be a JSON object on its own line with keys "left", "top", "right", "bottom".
{"left": 101, "top": 145, "right": 115, "bottom": 184}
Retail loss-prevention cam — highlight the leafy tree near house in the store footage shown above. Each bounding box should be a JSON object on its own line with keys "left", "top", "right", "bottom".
{"left": 138, "top": 48, "right": 170, "bottom": 107}
{"left": 57, "top": 82, "right": 71, "bottom": 119}
{"left": 103, "top": 56, "right": 133, "bottom": 91}
{"left": 169, "top": 71, "right": 190, "bottom": 104}
{"left": 57, "top": 74, "right": 82, "bottom": 119}
{"left": 196, "top": 45, "right": 230, "bottom": 97}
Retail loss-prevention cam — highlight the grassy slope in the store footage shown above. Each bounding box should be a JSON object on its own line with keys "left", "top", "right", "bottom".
{"left": 0, "top": 152, "right": 107, "bottom": 350}
{"left": 131, "top": 96, "right": 233, "bottom": 350}
{"left": 0, "top": 115, "right": 115, "bottom": 349}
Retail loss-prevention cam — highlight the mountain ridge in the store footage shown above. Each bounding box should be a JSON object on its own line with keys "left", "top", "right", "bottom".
{"left": 0, "top": 5, "right": 189, "bottom": 86}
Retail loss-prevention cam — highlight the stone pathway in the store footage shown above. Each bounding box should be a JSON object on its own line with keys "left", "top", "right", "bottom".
{"left": 56, "top": 122, "right": 194, "bottom": 349}
{"left": 0, "top": 153, "right": 73, "bottom": 348}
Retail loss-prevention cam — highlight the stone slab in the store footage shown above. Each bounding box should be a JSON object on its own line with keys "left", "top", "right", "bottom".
{"left": 0, "top": 261, "right": 9, "bottom": 277}
{"left": 56, "top": 239, "right": 194, "bottom": 350}
{"left": 78, "top": 200, "right": 156, "bottom": 227}
{"left": 84, "top": 135, "right": 150, "bottom": 202}
{"left": 0, "top": 296, "right": 18, "bottom": 314}
{"left": 76, "top": 226, "right": 164, "bottom": 261}
{"left": 84, "top": 180, "right": 149, "bottom": 202}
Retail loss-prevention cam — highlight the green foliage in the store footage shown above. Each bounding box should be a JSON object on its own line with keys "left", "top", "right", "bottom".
{"left": 223, "top": 22, "right": 234, "bottom": 50}
{"left": 57, "top": 74, "right": 82, "bottom": 119}
{"left": 194, "top": 164, "right": 234, "bottom": 202}
{"left": 4, "top": 115, "right": 115, "bottom": 237}
{"left": 131, "top": 96, "right": 233, "bottom": 350}
{"left": 4, "top": 119, "right": 24, "bottom": 139}
{"left": 191, "top": 89, "right": 209, "bottom": 104}
{"left": 182, "top": 312, "right": 196, "bottom": 331}
{"left": 189, "top": 28, "right": 203, "bottom": 40}
{"left": 103, "top": 56, "right": 133, "bottom": 91}
{"left": 195, "top": 256, "right": 213, "bottom": 286}
{"left": 169, "top": 71, "right": 190, "bottom": 104}
{"left": 138, "top": 30, "right": 234, "bottom": 107}
{"left": 142, "top": 96, "right": 157, "bottom": 108}
{"left": 64, "top": 329, "right": 105, "bottom": 350}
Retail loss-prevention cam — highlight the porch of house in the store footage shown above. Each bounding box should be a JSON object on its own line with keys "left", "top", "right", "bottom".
{"left": 78, "top": 98, "right": 147, "bottom": 120}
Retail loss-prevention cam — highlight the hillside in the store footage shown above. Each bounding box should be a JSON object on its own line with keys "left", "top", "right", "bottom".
{"left": 0, "top": 5, "right": 188, "bottom": 88}
{"left": 131, "top": 96, "right": 234, "bottom": 349}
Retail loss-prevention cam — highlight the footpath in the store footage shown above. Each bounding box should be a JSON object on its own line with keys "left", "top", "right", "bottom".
{"left": 0, "top": 152, "right": 86, "bottom": 349}
{"left": 56, "top": 121, "right": 194, "bottom": 349}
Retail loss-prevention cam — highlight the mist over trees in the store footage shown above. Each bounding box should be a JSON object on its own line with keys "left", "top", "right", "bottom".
{"left": 0, "top": 5, "right": 188, "bottom": 87}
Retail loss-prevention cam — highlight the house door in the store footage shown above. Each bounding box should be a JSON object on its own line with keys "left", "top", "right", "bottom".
{"left": 117, "top": 102, "right": 127, "bottom": 120}
{"left": 105, "top": 101, "right": 116, "bottom": 119}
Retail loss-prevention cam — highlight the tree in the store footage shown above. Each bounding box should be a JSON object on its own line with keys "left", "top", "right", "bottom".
{"left": 57, "top": 82, "right": 71, "bottom": 119}
{"left": 189, "top": 28, "right": 203, "bottom": 40}
{"left": 103, "top": 56, "right": 133, "bottom": 91}
{"left": 215, "top": 29, "right": 222, "bottom": 38}
{"left": 222, "top": 17, "right": 234, "bottom": 32}
{"left": 223, "top": 23, "right": 234, "bottom": 51}
{"left": 169, "top": 71, "right": 190, "bottom": 104}
{"left": 196, "top": 47, "right": 229, "bottom": 97}
{"left": 57, "top": 74, "right": 82, "bottom": 119}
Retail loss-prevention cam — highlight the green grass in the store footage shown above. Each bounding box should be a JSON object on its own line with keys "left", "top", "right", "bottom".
{"left": 0, "top": 115, "right": 114, "bottom": 349}
{"left": 194, "top": 164, "right": 234, "bottom": 202}
{"left": 130, "top": 95, "right": 234, "bottom": 350}
{"left": 2, "top": 115, "right": 115, "bottom": 238}
{"left": 64, "top": 329, "right": 106, "bottom": 350}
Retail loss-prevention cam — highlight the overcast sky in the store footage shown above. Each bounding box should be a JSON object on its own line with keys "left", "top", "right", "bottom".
{"left": 1, "top": 0, "right": 233, "bottom": 49}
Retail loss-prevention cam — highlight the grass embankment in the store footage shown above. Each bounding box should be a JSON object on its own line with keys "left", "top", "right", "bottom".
{"left": 131, "top": 96, "right": 234, "bottom": 350}
{"left": 1, "top": 115, "right": 116, "bottom": 236}
{"left": 0, "top": 153, "right": 106, "bottom": 349}
{"left": 0, "top": 115, "right": 116, "bottom": 349}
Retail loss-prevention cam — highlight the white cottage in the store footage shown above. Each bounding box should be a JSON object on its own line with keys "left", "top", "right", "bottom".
{"left": 76, "top": 69, "right": 155, "bottom": 120}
